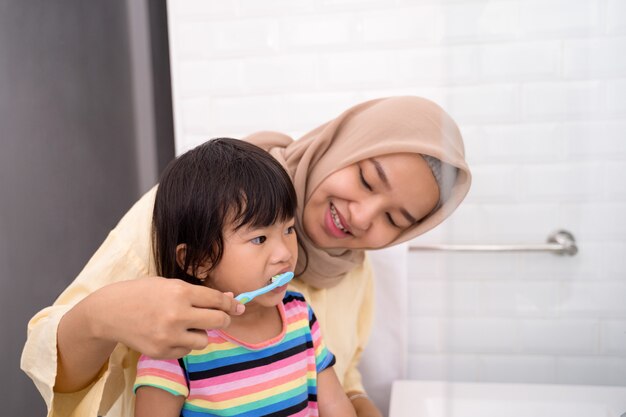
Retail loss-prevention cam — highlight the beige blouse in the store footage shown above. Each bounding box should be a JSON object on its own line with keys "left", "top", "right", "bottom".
{"left": 20, "top": 187, "right": 374, "bottom": 417}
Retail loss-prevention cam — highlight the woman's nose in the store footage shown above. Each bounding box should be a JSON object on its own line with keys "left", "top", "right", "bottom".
{"left": 350, "top": 199, "right": 382, "bottom": 233}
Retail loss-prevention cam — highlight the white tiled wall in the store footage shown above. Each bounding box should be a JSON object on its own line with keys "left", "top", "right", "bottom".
{"left": 167, "top": 0, "right": 626, "bottom": 387}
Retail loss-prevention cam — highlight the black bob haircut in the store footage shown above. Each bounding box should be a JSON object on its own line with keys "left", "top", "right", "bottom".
{"left": 152, "top": 138, "right": 298, "bottom": 284}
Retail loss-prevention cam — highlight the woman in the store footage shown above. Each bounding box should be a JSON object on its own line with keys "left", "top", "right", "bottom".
{"left": 21, "top": 96, "right": 471, "bottom": 417}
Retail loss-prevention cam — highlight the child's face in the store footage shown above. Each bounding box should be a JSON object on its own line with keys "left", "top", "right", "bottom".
{"left": 202, "top": 217, "right": 298, "bottom": 307}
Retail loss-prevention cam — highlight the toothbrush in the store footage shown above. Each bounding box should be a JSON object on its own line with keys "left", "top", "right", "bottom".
{"left": 234, "top": 271, "right": 294, "bottom": 304}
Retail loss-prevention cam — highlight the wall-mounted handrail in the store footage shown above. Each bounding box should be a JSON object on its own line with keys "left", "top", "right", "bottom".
{"left": 408, "top": 230, "right": 578, "bottom": 256}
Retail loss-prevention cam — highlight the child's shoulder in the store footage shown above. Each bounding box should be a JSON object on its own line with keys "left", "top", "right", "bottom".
{"left": 282, "top": 291, "right": 315, "bottom": 320}
{"left": 282, "top": 290, "right": 313, "bottom": 311}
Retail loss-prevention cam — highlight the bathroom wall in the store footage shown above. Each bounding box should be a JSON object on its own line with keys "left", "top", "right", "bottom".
{"left": 166, "top": 0, "right": 626, "bottom": 386}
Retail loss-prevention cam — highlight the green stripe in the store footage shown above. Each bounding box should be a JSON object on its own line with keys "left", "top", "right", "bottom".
{"left": 183, "top": 385, "right": 308, "bottom": 416}
{"left": 134, "top": 383, "right": 185, "bottom": 397}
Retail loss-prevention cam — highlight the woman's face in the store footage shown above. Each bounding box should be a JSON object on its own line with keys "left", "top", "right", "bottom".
{"left": 302, "top": 153, "right": 440, "bottom": 250}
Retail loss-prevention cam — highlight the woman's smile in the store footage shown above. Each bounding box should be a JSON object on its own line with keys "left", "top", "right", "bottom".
{"left": 325, "top": 202, "right": 351, "bottom": 238}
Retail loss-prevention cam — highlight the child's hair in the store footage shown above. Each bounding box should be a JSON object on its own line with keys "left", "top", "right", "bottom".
{"left": 152, "top": 138, "right": 298, "bottom": 284}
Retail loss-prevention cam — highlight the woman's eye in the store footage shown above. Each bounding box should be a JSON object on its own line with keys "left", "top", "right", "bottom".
{"left": 251, "top": 236, "right": 266, "bottom": 245}
{"left": 386, "top": 212, "right": 400, "bottom": 228}
{"left": 359, "top": 166, "right": 373, "bottom": 191}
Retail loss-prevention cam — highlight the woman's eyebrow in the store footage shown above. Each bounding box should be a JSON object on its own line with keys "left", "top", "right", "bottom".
{"left": 369, "top": 159, "right": 390, "bottom": 190}
{"left": 401, "top": 208, "right": 418, "bottom": 224}
{"left": 369, "top": 158, "right": 418, "bottom": 224}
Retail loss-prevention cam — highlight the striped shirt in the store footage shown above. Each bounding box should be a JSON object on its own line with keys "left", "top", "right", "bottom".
{"left": 134, "top": 291, "right": 336, "bottom": 416}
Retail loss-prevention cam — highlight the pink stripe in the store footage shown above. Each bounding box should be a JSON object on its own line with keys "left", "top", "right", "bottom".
{"left": 192, "top": 350, "right": 309, "bottom": 390}
{"left": 284, "top": 298, "right": 305, "bottom": 310}
{"left": 309, "top": 318, "right": 319, "bottom": 333}
{"left": 310, "top": 324, "right": 320, "bottom": 342}
{"left": 286, "top": 311, "right": 309, "bottom": 325}
{"left": 136, "top": 367, "right": 185, "bottom": 384}
{"left": 191, "top": 367, "right": 307, "bottom": 402}
{"left": 283, "top": 302, "right": 298, "bottom": 312}
{"left": 137, "top": 358, "right": 182, "bottom": 375}
{"left": 284, "top": 299, "right": 306, "bottom": 314}
{"left": 283, "top": 308, "right": 300, "bottom": 321}
{"left": 205, "top": 332, "right": 234, "bottom": 345}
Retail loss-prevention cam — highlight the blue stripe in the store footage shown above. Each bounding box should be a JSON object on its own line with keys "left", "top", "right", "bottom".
{"left": 316, "top": 351, "right": 335, "bottom": 373}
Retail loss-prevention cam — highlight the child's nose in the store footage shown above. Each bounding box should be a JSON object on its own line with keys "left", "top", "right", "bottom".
{"left": 271, "top": 239, "right": 293, "bottom": 263}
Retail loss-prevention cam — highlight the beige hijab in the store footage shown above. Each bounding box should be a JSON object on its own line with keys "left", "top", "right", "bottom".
{"left": 245, "top": 96, "right": 471, "bottom": 289}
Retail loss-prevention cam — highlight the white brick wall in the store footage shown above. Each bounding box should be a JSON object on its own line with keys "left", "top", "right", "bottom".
{"left": 167, "top": 0, "right": 626, "bottom": 389}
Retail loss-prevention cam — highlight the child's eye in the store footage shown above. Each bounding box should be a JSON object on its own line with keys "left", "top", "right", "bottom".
{"left": 285, "top": 225, "right": 296, "bottom": 235}
{"left": 359, "top": 166, "right": 373, "bottom": 191}
{"left": 250, "top": 236, "right": 266, "bottom": 245}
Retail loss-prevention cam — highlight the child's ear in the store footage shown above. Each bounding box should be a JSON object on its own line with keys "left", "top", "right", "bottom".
{"left": 175, "top": 244, "right": 188, "bottom": 271}
{"left": 175, "top": 243, "right": 211, "bottom": 280}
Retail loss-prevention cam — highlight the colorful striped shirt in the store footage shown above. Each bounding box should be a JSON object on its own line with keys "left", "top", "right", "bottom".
{"left": 134, "top": 291, "right": 336, "bottom": 416}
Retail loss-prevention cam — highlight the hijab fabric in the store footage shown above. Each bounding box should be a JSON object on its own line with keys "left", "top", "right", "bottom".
{"left": 245, "top": 96, "right": 471, "bottom": 289}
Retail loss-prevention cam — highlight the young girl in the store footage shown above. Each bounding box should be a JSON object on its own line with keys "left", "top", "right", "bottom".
{"left": 133, "top": 138, "right": 355, "bottom": 417}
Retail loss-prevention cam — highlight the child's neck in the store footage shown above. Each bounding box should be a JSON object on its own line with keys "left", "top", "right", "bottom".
{"left": 224, "top": 303, "right": 283, "bottom": 345}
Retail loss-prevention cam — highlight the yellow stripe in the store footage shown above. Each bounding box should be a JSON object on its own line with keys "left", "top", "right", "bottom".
{"left": 135, "top": 376, "right": 188, "bottom": 396}
{"left": 314, "top": 337, "right": 328, "bottom": 358}
{"left": 193, "top": 339, "right": 239, "bottom": 355}
{"left": 286, "top": 318, "right": 307, "bottom": 334}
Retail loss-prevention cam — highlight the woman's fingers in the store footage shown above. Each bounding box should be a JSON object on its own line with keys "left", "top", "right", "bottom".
{"left": 183, "top": 304, "right": 235, "bottom": 331}
{"left": 178, "top": 329, "right": 211, "bottom": 351}
{"left": 167, "top": 280, "right": 245, "bottom": 329}
{"left": 186, "top": 284, "right": 245, "bottom": 315}
{"left": 147, "top": 330, "right": 209, "bottom": 359}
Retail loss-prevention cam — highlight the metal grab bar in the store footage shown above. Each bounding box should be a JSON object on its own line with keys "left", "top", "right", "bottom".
{"left": 409, "top": 230, "right": 578, "bottom": 256}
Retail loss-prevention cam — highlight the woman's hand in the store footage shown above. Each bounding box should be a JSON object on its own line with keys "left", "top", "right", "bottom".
{"left": 55, "top": 277, "right": 244, "bottom": 392}
{"left": 94, "top": 277, "right": 245, "bottom": 358}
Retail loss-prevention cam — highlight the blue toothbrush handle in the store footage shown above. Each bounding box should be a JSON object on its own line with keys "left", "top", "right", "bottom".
{"left": 235, "top": 272, "right": 294, "bottom": 304}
